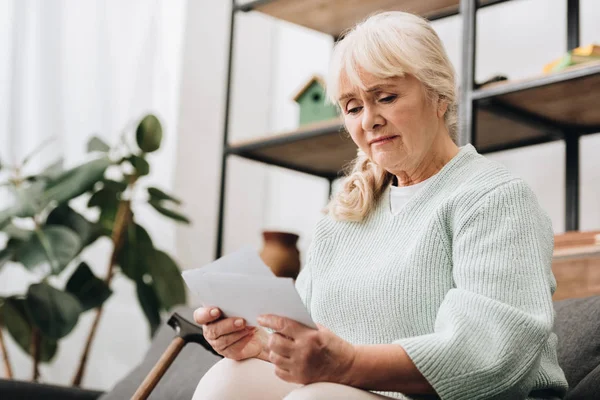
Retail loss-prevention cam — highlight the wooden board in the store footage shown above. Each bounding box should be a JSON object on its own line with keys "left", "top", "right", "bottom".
{"left": 252, "top": 0, "right": 460, "bottom": 37}
{"left": 552, "top": 253, "right": 600, "bottom": 300}
{"left": 499, "top": 74, "right": 600, "bottom": 128}
{"left": 229, "top": 119, "right": 355, "bottom": 177}
{"left": 554, "top": 231, "right": 600, "bottom": 250}
{"left": 477, "top": 62, "right": 600, "bottom": 130}
{"left": 552, "top": 231, "right": 600, "bottom": 300}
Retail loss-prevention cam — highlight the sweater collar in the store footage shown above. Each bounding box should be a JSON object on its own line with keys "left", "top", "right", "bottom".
{"left": 381, "top": 143, "right": 478, "bottom": 217}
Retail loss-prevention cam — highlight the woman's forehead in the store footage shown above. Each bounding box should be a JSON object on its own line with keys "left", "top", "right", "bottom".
{"left": 337, "top": 72, "right": 407, "bottom": 100}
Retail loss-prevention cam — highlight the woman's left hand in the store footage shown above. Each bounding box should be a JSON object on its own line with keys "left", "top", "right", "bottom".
{"left": 257, "top": 314, "right": 356, "bottom": 385}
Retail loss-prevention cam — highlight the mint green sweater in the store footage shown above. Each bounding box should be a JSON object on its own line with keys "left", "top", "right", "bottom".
{"left": 295, "top": 144, "right": 568, "bottom": 400}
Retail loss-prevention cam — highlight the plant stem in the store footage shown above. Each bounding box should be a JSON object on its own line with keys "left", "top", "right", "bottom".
{"left": 0, "top": 328, "right": 14, "bottom": 378}
{"left": 31, "top": 328, "right": 41, "bottom": 381}
{"left": 72, "top": 198, "right": 132, "bottom": 387}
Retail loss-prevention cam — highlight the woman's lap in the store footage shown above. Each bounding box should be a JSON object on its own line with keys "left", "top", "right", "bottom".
{"left": 192, "top": 358, "right": 399, "bottom": 400}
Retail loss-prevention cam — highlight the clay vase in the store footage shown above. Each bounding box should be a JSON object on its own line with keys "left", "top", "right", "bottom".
{"left": 260, "top": 231, "right": 301, "bottom": 279}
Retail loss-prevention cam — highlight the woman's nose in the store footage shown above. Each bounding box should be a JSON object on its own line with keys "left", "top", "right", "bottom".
{"left": 361, "top": 106, "right": 384, "bottom": 131}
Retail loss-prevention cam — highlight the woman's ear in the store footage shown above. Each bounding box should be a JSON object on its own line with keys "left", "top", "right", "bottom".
{"left": 437, "top": 98, "right": 448, "bottom": 118}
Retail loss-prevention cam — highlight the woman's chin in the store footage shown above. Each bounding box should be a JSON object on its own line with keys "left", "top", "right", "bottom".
{"left": 373, "top": 152, "right": 403, "bottom": 171}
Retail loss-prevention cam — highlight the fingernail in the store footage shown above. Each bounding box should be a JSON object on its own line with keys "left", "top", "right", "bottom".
{"left": 210, "top": 309, "right": 219, "bottom": 317}
{"left": 234, "top": 319, "right": 244, "bottom": 327}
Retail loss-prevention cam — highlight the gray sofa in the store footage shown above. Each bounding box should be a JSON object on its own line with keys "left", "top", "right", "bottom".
{"left": 2, "top": 296, "right": 599, "bottom": 399}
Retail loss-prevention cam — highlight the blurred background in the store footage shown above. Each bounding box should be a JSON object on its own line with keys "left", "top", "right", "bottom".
{"left": 0, "top": 0, "right": 599, "bottom": 396}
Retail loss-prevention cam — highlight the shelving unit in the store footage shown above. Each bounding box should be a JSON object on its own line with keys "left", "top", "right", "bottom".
{"left": 216, "top": 0, "right": 598, "bottom": 258}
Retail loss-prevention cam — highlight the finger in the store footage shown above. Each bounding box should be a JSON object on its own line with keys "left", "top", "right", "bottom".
{"left": 268, "top": 333, "right": 293, "bottom": 358}
{"left": 213, "top": 327, "right": 254, "bottom": 352}
{"left": 224, "top": 331, "right": 261, "bottom": 360}
{"left": 203, "top": 317, "right": 247, "bottom": 340}
{"left": 257, "top": 315, "right": 303, "bottom": 338}
{"left": 274, "top": 366, "right": 294, "bottom": 383}
{"left": 269, "top": 350, "right": 291, "bottom": 370}
{"left": 193, "top": 307, "right": 221, "bottom": 325}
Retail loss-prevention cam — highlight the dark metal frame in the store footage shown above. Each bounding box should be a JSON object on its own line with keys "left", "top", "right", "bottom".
{"left": 216, "top": 0, "right": 589, "bottom": 258}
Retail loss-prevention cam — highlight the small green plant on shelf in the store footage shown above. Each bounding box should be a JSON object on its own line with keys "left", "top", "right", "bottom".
{"left": 0, "top": 114, "right": 190, "bottom": 386}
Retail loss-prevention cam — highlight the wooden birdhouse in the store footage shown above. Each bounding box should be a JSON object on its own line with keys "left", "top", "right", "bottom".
{"left": 293, "top": 75, "right": 339, "bottom": 126}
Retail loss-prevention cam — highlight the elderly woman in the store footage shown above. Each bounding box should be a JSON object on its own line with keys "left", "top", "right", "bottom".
{"left": 192, "top": 11, "right": 568, "bottom": 400}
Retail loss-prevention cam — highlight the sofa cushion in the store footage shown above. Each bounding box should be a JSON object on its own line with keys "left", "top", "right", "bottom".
{"left": 99, "top": 306, "right": 221, "bottom": 400}
{"left": 554, "top": 295, "right": 600, "bottom": 399}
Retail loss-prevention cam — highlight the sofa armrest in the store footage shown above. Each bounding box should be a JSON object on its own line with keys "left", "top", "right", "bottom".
{"left": 0, "top": 378, "right": 104, "bottom": 400}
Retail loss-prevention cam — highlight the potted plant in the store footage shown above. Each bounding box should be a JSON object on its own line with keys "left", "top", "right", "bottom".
{"left": 0, "top": 114, "right": 190, "bottom": 387}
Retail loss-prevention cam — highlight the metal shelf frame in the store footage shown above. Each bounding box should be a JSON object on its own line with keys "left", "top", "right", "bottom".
{"left": 215, "top": 0, "right": 589, "bottom": 258}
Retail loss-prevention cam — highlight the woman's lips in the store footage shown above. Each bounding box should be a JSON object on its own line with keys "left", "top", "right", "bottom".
{"left": 370, "top": 136, "right": 398, "bottom": 146}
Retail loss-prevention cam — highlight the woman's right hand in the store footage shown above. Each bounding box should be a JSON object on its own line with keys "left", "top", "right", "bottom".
{"left": 194, "top": 307, "right": 269, "bottom": 361}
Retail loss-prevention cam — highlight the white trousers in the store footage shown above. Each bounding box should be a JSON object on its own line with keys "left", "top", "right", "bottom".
{"left": 192, "top": 358, "right": 399, "bottom": 400}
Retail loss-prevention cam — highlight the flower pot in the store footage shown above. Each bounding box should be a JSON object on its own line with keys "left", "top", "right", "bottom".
{"left": 260, "top": 231, "right": 301, "bottom": 279}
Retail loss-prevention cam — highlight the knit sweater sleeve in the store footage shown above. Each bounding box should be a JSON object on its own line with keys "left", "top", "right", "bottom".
{"left": 295, "top": 237, "right": 315, "bottom": 316}
{"left": 393, "top": 179, "right": 557, "bottom": 400}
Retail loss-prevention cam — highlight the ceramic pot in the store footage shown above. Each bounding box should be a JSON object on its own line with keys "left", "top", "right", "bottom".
{"left": 260, "top": 231, "right": 301, "bottom": 279}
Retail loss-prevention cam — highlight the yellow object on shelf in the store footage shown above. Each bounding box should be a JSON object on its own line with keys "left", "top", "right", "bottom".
{"left": 543, "top": 44, "right": 600, "bottom": 73}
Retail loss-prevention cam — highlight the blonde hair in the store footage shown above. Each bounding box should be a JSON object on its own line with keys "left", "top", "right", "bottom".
{"left": 326, "top": 11, "right": 458, "bottom": 222}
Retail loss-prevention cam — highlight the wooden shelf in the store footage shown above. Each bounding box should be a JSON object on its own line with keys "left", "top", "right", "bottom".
{"left": 238, "top": 0, "right": 505, "bottom": 37}
{"left": 228, "top": 63, "right": 600, "bottom": 176}
{"left": 228, "top": 119, "right": 352, "bottom": 178}
{"left": 475, "top": 62, "right": 600, "bottom": 153}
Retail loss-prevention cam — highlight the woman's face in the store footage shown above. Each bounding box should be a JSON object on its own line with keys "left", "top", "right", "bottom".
{"left": 338, "top": 72, "right": 448, "bottom": 178}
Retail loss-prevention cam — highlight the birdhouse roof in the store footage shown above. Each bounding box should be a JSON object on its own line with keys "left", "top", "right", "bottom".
{"left": 293, "top": 74, "right": 327, "bottom": 102}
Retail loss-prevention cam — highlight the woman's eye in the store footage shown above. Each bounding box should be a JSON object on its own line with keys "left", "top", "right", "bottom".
{"left": 379, "top": 95, "right": 397, "bottom": 103}
{"left": 347, "top": 106, "right": 363, "bottom": 115}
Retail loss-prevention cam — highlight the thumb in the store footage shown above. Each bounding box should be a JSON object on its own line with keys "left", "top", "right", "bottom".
{"left": 316, "top": 323, "right": 330, "bottom": 332}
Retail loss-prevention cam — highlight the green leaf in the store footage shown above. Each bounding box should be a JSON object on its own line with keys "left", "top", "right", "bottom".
{"left": 117, "top": 223, "right": 154, "bottom": 281}
{"left": 0, "top": 181, "right": 47, "bottom": 227}
{"left": 14, "top": 181, "right": 48, "bottom": 218}
{"left": 43, "top": 157, "right": 111, "bottom": 205}
{"left": 25, "top": 158, "right": 65, "bottom": 182}
{"left": 102, "top": 179, "right": 128, "bottom": 193}
{"left": 2, "top": 223, "right": 34, "bottom": 241}
{"left": 128, "top": 155, "right": 150, "bottom": 177}
{"left": 3, "top": 298, "right": 31, "bottom": 356}
{"left": 3, "top": 297, "right": 58, "bottom": 362}
{"left": 0, "top": 238, "right": 27, "bottom": 272}
{"left": 26, "top": 283, "right": 82, "bottom": 340}
{"left": 16, "top": 226, "right": 81, "bottom": 275}
{"left": 147, "top": 187, "right": 181, "bottom": 205}
{"left": 0, "top": 248, "right": 12, "bottom": 271}
{"left": 39, "top": 335, "right": 58, "bottom": 363}
{"left": 136, "top": 115, "right": 163, "bottom": 153}
{"left": 41, "top": 158, "right": 65, "bottom": 180}
{"left": 46, "top": 205, "right": 101, "bottom": 248}
{"left": 88, "top": 188, "right": 119, "bottom": 208}
{"left": 135, "top": 279, "right": 161, "bottom": 337}
{"left": 87, "top": 136, "right": 110, "bottom": 153}
{"left": 148, "top": 200, "right": 191, "bottom": 224}
{"left": 66, "top": 262, "right": 112, "bottom": 311}
{"left": 87, "top": 189, "right": 120, "bottom": 234}
{"left": 147, "top": 250, "right": 186, "bottom": 310}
